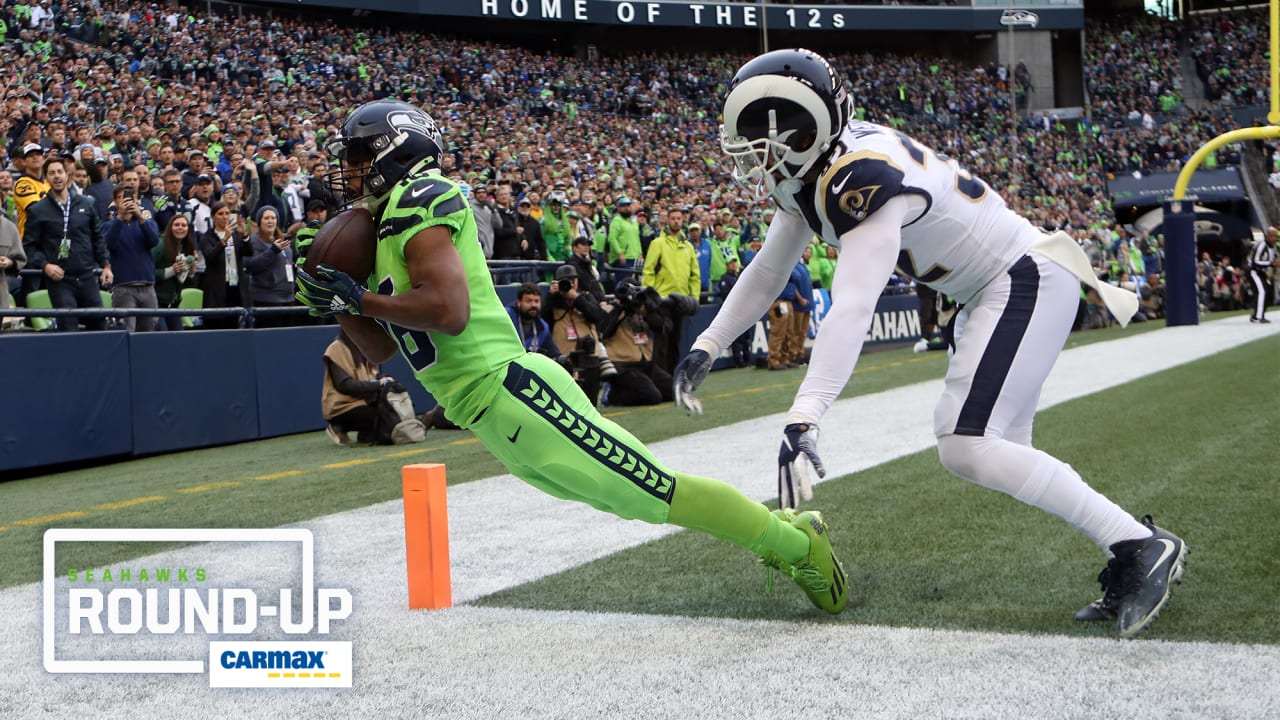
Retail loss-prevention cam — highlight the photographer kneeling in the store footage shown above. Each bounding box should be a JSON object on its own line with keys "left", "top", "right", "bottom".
{"left": 599, "top": 280, "right": 697, "bottom": 406}
{"left": 546, "top": 265, "right": 617, "bottom": 404}
{"left": 321, "top": 330, "right": 427, "bottom": 446}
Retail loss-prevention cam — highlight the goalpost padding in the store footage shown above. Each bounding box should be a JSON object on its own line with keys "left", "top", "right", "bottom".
{"left": 402, "top": 463, "right": 452, "bottom": 610}
{"left": 1162, "top": 200, "right": 1199, "bottom": 327}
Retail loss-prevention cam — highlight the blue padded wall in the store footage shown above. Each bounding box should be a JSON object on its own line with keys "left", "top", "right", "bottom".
{"left": 0, "top": 332, "right": 133, "bottom": 471}
{"left": 255, "top": 326, "right": 341, "bottom": 438}
{"left": 129, "top": 331, "right": 259, "bottom": 455}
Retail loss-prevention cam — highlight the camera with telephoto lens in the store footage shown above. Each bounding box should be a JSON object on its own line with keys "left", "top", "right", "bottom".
{"left": 558, "top": 278, "right": 573, "bottom": 293}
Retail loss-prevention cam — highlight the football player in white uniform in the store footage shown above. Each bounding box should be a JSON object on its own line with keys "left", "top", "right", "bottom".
{"left": 672, "top": 49, "right": 1187, "bottom": 637}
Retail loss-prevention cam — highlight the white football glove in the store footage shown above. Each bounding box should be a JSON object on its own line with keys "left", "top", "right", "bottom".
{"left": 778, "top": 423, "right": 825, "bottom": 510}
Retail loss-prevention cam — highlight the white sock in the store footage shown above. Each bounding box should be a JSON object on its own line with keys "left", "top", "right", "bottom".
{"left": 937, "top": 434, "right": 1151, "bottom": 553}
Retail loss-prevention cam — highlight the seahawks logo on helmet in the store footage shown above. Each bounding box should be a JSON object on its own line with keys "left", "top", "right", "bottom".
{"left": 387, "top": 109, "right": 440, "bottom": 142}
{"left": 325, "top": 99, "right": 446, "bottom": 209}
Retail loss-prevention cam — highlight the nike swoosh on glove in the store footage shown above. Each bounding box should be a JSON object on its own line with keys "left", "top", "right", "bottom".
{"left": 673, "top": 348, "right": 712, "bottom": 415}
{"left": 777, "top": 423, "right": 825, "bottom": 510}
{"left": 295, "top": 264, "right": 366, "bottom": 317}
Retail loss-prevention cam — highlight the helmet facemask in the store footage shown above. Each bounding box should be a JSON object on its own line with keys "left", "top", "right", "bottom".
{"left": 720, "top": 52, "right": 853, "bottom": 205}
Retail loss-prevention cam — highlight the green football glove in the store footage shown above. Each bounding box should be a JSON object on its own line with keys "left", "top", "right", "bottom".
{"left": 295, "top": 264, "right": 366, "bottom": 317}
{"left": 293, "top": 226, "right": 319, "bottom": 266}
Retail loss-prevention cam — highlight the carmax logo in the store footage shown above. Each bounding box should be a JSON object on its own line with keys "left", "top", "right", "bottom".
{"left": 209, "top": 642, "right": 351, "bottom": 688}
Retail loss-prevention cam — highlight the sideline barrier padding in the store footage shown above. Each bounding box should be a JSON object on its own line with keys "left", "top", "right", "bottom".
{"left": 254, "top": 326, "right": 338, "bottom": 438}
{"left": 129, "top": 331, "right": 259, "bottom": 456}
{"left": 0, "top": 332, "right": 133, "bottom": 472}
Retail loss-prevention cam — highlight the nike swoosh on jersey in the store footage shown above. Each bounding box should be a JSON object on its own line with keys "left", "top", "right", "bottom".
{"left": 507, "top": 426, "right": 521, "bottom": 444}
{"left": 1146, "top": 538, "right": 1179, "bottom": 578}
{"left": 830, "top": 172, "right": 852, "bottom": 194}
{"left": 410, "top": 182, "right": 438, "bottom": 198}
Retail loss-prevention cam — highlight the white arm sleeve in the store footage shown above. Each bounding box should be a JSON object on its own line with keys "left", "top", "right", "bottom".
{"left": 692, "top": 209, "right": 813, "bottom": 355}
{"left": 786, "top": 195, "right": 911, "bottom": 426}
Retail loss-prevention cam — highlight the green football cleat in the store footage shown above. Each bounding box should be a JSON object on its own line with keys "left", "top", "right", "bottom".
{"left": 763, "top": 510, "right": 848, "bottom": 615}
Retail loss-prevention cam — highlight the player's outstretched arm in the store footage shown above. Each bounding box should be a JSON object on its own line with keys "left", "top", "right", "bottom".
{"left": 787, "top": 196, "right": 908, "bottom": 427}
{"left": 360, "top": 225, "right": 470, "bottom": 336}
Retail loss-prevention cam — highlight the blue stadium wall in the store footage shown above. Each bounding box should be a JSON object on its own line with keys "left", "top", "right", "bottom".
{"left": 1, "top": 291, "right": 922, "bottom": 474}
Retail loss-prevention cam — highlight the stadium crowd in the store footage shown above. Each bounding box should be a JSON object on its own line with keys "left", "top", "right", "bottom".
{"left": 0, "top": 0, "right": 1270, "bottom": 336}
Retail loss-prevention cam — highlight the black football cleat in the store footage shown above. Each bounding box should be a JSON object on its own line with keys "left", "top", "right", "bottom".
{"left": 1080, "top": 516, "right": 1188, "bottom": 637}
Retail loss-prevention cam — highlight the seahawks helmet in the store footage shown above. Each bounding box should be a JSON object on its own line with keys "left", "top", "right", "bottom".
{"left": 326, "top": 99, "right": 445, "bottom": 207}
{"left": 720, "top": 49, "right": 852, "bottom": 201}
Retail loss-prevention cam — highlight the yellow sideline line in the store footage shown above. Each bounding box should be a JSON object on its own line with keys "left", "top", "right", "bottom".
{"left": 321, "top": 458, "right": 380, "bottom": 469}
{"left": 253, "top": 470, "right": 305, "bottom": 480}
{"left": 90, "top": 496, "right": 167, "bottom": 511}
{"left": 14, "top": 511, "right": 89, "bottom": 525}
{"left": 178, "top": 481, "right": 242, "bottom": 494}
{"left": 387, "top": 448, "right": 435, "bottom": 458}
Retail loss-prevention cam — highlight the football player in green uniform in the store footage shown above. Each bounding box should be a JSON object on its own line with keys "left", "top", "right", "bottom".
{"left": 293, "top": 99, "right": 848, "bottom": 614}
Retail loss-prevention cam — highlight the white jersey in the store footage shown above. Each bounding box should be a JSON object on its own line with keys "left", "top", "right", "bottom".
{"left": 791, "top": 121, "right": 1038, "bottom": 303}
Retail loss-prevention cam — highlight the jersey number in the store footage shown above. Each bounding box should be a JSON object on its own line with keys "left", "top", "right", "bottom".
{"left": 897, "top": 250, "right": 951, "bottom": 283}
{"left": 894, "top": 132, "right": 988, "bottom": 202}
{"left": 375, "top": 277, "right": 438, "bottom": 373}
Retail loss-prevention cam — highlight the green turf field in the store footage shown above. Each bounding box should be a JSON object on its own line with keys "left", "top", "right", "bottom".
{"left": 2, "top": 313, "right": 1275, "bottom": 649}
{"left": 479, "top": 334, "right": 1280, "bottom": 644}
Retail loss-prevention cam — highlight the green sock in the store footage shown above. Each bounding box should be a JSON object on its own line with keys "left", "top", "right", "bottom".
{"left": 666, "top": 472, "right": 809, "bottom": 564}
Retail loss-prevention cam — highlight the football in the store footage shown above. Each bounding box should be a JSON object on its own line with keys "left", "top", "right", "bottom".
{"left": 302, "top": 207, "right": 377, "bottom": 280}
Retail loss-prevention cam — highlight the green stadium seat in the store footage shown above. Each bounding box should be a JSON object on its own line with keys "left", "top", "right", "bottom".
{"left": 25, "top": 289, "right": 52, "bottom": 331}
{"left": 179, "top": 288, "right": 204, "bottom": 329}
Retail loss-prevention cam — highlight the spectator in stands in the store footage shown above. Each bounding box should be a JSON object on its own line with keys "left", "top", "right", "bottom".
{"left": 153, "top": 168, "right": 198, "bottom": 239}
{"left": 688, "top": 222, "right": 715, "bottom": 297}
{"left": 83, "top": 152, "right": 113, "bottom": 219}
{"left": 514, "top": 196, "right": 546, "bottom": 260}
{"left": 104, "top": 184, "right": 160, "bottom": 332}
{"left": 469, "top": 184, "right": 496, "bottom": 259}
{"left": 189, "top": 174, "right": 217, "bottom": 236}
{"left": 242, "top": 206, "right": 297, "bottom": 328}
{"left": 607, "top": 196, "right": 641, "bottom": 277}
{"left": 636, "top": 208, "right": 658, "bottom": 257}
{"left": 152, "top": 215, "right": 197, "bottom": 331}
{"left": 0, "top": 171, "right": 15, "bottom": 223}
{"left": 23, "top": 157, "right": 110, "bottom": 331}
{"left": 13, "top": 143, "right": 48, "bottom": 240}
{"left": 198, "top": 200, "right": 249, "bottom": 330}
{"left": 252, "top": 140, "right": 287, "bottom": 216}
{"left": 541, "top": 188, "right": 570, "bottom": 261}
{"left": 0, "top": 212, "right": 25, "bottom": 312}
{"left": 491, "top": 183, "right": 520, "bottom": 259}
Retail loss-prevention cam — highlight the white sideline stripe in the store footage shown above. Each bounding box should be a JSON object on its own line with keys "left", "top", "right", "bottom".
{"left": 1, "top": 316, "right": 1277, "bottom": 719}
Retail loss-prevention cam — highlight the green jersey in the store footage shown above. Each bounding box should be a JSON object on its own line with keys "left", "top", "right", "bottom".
{"left": 371, "top": 171, "right": 524, "bottom": 425}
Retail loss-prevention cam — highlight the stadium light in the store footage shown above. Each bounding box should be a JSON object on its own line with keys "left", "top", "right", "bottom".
{"left": 1001, "top": 8, "right": 1039, "bottom": 148}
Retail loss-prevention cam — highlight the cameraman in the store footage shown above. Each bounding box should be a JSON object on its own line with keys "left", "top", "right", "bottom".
{"left": 546, "top": 264, "right": 617, "bottom": 403}
{"left": 598, "top": 280, "right": 693, "bottom": 406}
